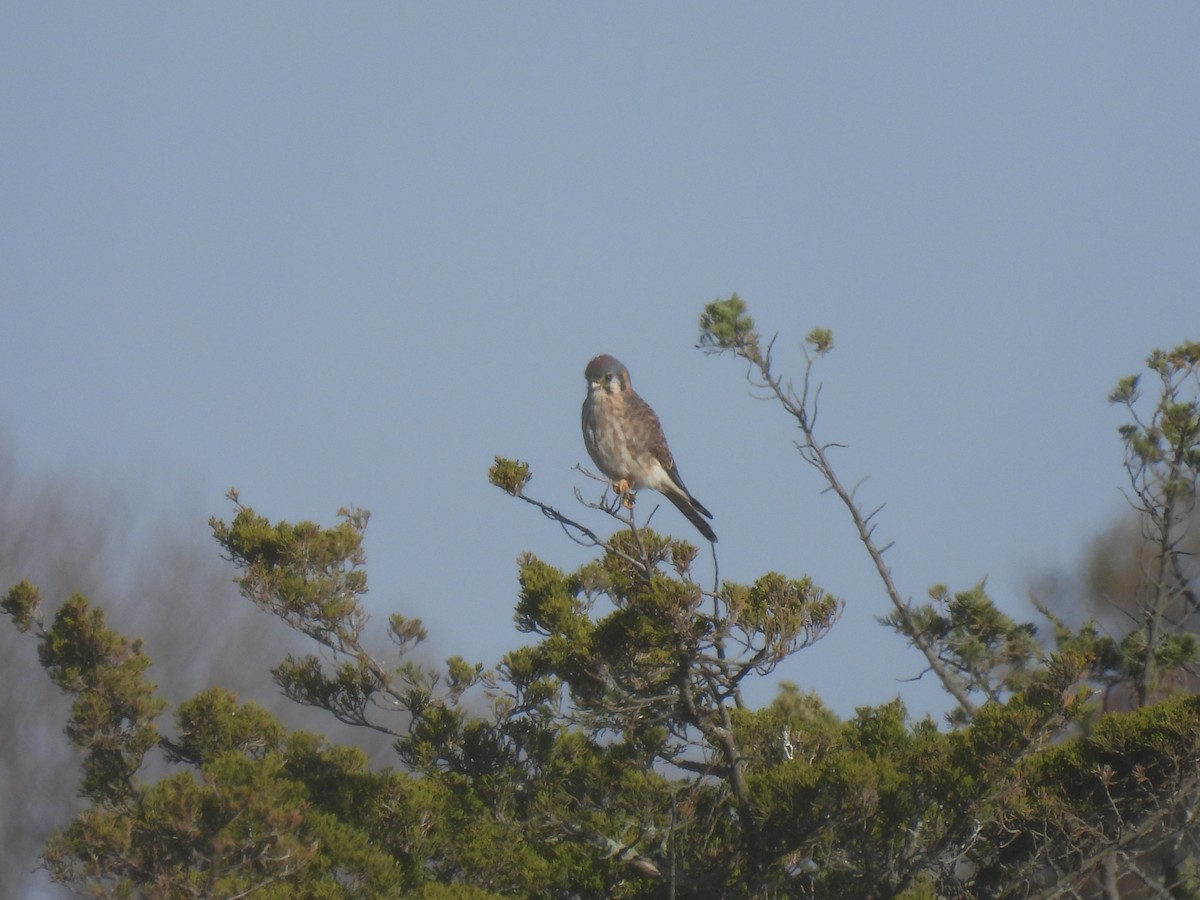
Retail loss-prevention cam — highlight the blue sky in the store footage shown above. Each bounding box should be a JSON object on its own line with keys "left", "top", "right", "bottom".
{"left": 4, "top": 3, "right": 1199, "bottom": 729}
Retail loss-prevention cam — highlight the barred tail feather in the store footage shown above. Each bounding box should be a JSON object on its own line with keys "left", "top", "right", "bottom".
{"left": 666, "top": 490, "right": 717, "bottom": 543}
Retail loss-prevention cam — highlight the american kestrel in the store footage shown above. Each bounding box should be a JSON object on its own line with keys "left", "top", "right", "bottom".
{"left": 581, "top": 354, "right": 717, "bottom": 543}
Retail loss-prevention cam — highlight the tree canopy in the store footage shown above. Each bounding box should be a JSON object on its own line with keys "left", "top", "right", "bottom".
{"left": 5, "top": 299, "right": 1200, "bottom": 898}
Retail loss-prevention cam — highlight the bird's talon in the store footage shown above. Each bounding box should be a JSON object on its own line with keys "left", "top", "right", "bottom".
{"left": 611, "top": 479, "right": 636, "bottom": 508}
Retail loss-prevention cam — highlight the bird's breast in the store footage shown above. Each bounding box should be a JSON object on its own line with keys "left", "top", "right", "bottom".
{"left": 584, "top": 396, "right": 643, "bottom": 483}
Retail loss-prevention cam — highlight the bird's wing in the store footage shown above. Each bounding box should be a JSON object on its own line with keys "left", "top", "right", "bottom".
{"left": 625, "top": 391, "right": 716, "bottom": 540}
{"left": 626, "top": 391, "right": 676, "bottom": 470}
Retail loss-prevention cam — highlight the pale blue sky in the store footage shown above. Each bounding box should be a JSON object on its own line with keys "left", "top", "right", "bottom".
{"left": 4, "top": 3, "right": 1199, "bottom": 737}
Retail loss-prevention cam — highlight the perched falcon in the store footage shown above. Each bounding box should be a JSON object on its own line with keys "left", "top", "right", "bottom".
{"left": 581, "top": 354, "right": 717, "bottom": 543}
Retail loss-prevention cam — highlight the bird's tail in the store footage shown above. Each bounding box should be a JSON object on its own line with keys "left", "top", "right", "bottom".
{"left": 666, "top": 490, "right": 717, "bottom": 543}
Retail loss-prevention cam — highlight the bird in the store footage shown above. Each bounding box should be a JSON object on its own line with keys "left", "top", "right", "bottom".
{"left": 581, "top": 354, "right": 717, "bottom": 543}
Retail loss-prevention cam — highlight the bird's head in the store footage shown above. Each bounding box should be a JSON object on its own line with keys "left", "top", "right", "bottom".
{"left": 585, "top": 355, "right": 631, "bottom": 397}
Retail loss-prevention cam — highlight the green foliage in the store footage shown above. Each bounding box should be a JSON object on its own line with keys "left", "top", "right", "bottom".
{"left": 698, "top": 293, "right": 759, "bottom": 357}
{"left": 489, "top": 456, "right": 532, "bottom": 496}
{"left": 882, "top": 582, "right": 1043, "bottom": 722}
{"left": 2, "top": 578, "right": 40, "bottom": 631}
{"left": 805, "top": 327, "right": 834, "bottom": 354}
{"left": 39, "top": 594, "right": 167, "bottom": 804}
{"left": 43, "top": 722, "right": 417, "bottom": 897}
{"left": 728, "top": 572, "right": 842, "bottom": 662}
{"left": 174, "top": 687, "right": 285, "bottom": 761}
{"left": 1109, "top": 340, "right": 1200, "bottom": 507}
{"left": 699, "top": 294, "right": 833, "bottom": 364}
{"left": 210, "top": 490, "right": 372, "bottom": 647}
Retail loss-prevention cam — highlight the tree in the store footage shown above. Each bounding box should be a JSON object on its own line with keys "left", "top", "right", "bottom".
{"left": 1107, "top": 343, "right": 1200, "bottom": 707}
{"left": 4, "top": 299, "right": 1199, "bottom": 898}
{"left": 0, "top": 451, "right": 365, "bottom": 900}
